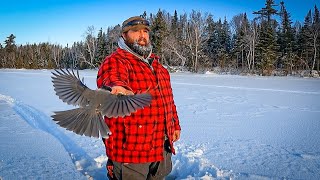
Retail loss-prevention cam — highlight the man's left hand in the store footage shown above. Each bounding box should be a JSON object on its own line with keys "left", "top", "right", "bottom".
{"left": 173, "top": 130, "right": 181, "bottom": 142}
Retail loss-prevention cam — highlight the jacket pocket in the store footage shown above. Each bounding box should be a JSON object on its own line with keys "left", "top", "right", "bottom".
{"left": 123, "top": 122, "right": 155, "bottom": 151}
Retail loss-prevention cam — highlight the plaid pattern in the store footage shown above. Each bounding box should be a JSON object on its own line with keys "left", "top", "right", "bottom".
{"left": 97, "top": 48, "right": 181, "bottom": 163}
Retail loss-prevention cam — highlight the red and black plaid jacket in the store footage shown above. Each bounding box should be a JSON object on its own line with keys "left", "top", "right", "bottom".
{"left": 97, "top": 48, "right": 181, "bottom": 163}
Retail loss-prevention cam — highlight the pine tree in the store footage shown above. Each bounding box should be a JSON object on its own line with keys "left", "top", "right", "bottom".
{"left": 171, "top": 10, "right": 178, "bottom": 38}
{"left": 4, "top": 34, "right": 16, "bottom": 52}
{"left": 222, "top": 17, "right": 232, "bottom": 54}
{"left": 278, "top": 1, "right": 294, "bottom": 74}
{"left": 211, "top": 19, "right": 222, "bottom": 67}
{"left": 256, "top": 22, "right": 278, "bottom": 75}
{"left": 217, "top": 17, "right": 232, "bottom": 69}
{"left": 96, "top": 28, "right": 108, "bottom": 66}
{"left": 205, "top": 14, "right": 216, "bottom": 67}
{"left": 4, "top": 34, "right": 17, "bottom": 68}
{"left": 253, "top": 0, "right": 278, "bottom": 23}
{"left": 150, "top": 9, "right": 167, "bottom": 64}
{"left": 300, "top": 10, "right": 313, "bottom": 71}
{"left": 254, "top": 0, "right": 278, "bottom": 75}
{"left": 141, "top": 11, "right": 147, "bottom": 19}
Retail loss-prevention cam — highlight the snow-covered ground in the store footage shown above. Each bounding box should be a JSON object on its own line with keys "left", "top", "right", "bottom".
{"left": 0, "top": 69, "right": 319, "bottom": 180}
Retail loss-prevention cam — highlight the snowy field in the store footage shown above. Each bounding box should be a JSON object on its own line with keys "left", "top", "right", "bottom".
{"left": 0, "top": 69, "right": 319, "bottom": 180}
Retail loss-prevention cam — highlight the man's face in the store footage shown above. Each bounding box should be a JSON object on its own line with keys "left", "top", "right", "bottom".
{"left": 122, "top": 28, "right": 152, "bottom": 57}
{"left": 124, "top": 28, "right": 150, "bottom": 45}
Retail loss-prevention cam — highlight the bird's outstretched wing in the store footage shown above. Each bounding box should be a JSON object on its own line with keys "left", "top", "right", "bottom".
{"left": 52, "top": 107, "right": 110, "bottom": 138}
{"left": 100, "top": 92, "right": 152, "bottom": 118}
{"left": 51, "top": 69, "right": 94, "bottom": 107}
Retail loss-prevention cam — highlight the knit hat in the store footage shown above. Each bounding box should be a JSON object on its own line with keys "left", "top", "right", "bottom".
{"left": 122, "top": 16, "right": 150, "bottom": 33}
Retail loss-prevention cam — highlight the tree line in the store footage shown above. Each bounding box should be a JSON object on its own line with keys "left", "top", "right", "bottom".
{"left": 1, "top": 0, "right": 319, "bottom": 76}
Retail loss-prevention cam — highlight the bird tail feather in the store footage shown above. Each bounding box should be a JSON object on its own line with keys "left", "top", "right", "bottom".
{"left": 52, "top": 108, "right": 110, "bottom": 138}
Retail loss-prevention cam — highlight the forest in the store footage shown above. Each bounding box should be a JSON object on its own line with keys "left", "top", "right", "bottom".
{"left": 1, "top": 0, "right": 319, "bottom": 76}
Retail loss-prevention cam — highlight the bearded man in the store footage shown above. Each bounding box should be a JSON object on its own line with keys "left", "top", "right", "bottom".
{"left": 96, "top": 16, "right": 181, "bottom": 180}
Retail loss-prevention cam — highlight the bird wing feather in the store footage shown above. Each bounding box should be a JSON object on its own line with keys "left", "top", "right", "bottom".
{"left": 51, "top": 69, "right": 96, "bottom": 107}
{"left": 52, "top": 107, "right": 111, "bottom": 138}
{"left": 99, "top": 93, "right": 152, "bottom": 118}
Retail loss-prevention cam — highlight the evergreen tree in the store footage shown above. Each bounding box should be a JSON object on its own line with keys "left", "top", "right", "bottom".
{"left": 205, "top": 14, "right": 216, "bottom": 67}
{"left": 256, "top": 22, "right": 278, "bottom": 75}
{"left": 96, "top": 28, "right": 108, "bottom": 66}
{"left": 218, "top": 17, "right": 232, "bottom": 69}
{"left": 209, "top": 19, "right": 222, "bottom": 67}
{"left": 4, "top": 34, "right": 16, "bottom": 52}
{"left": 300, "top": 10, "right": 313, "bottom": 70}
{"left": 254, "top": 0, "right": 278, "bottom": 75}
{"left": 141, "top": 11, "right": 147, "bottom": 19}
{"left": 4, "top": 34, "right": 17, "bottom": 68}
{"left": 151, "top": 9, "right": 167, "bottom": 64}
{"left": 171, "top": 10, "right": 179, "bottom": 38}
{"left": 253, "top": 0, "right": 278, "bottom": 24}
{"left": 222, "top": 17, "right": 232, "bottom": 54}
{"left": 278, "top": 1, "right": 294, "bottom": 74}
{"left": 209, "top": 17, "right": 233, "bottom": 69}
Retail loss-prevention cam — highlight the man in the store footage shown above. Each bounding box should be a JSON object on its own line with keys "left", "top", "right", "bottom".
{"left": 96, "top": 16, "right": 181, "bottom": 179}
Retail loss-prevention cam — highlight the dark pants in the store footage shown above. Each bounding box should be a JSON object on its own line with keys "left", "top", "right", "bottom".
{"left": 108, "top": 141, "right": 172, "bottom": 180}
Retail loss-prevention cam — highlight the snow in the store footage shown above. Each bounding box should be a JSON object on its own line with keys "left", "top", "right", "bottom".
{"left": 0, "top": 69, "right": 320, "bottom": 179}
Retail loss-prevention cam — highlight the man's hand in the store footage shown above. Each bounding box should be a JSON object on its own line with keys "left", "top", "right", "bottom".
{"left": 173, "top": 130, "right": 181, "bottom": 142}
{"left": 111, "top": 86, "right": 134, "bottom": 95}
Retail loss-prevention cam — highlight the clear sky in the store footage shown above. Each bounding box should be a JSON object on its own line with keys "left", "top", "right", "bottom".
{"left": 1, "top": 0, "right": 319, "bottom": 46}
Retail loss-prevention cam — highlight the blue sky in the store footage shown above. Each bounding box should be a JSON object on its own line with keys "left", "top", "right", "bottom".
{"left": 1, "top": 0, "right": 319, "bottom": 46}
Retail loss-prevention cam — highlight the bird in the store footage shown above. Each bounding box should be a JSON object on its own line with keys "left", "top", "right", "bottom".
{"left": 51, "top": 69, "right": 152, "bottom": 138}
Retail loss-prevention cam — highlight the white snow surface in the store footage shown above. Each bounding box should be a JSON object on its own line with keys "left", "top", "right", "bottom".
{"left": 0, "top": 69, "right": 319, "bottom": 180}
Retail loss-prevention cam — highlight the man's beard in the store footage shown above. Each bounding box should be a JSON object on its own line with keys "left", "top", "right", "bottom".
{"left": 126, "top": 37, "right": 152, "bottom": 57}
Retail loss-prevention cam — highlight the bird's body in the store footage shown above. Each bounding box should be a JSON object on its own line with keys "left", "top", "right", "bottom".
{"left": 51, "top": 69, "right": 152, "bottom": 138}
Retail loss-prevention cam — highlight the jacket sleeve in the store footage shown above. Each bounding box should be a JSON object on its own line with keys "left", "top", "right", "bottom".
{"left": 97, "top": 56, "right": 131, "bottom": 91}
{"left": 172, "top": 101, "right": 181, "bottom": 131}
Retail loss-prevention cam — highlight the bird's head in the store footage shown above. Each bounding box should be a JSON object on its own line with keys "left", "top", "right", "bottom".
{"left": 101, "top": 86, "right": 112, "bottom": 92}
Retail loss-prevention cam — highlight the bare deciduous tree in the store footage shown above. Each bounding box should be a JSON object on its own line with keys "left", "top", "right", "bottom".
{"left": 245, "top": 21, "right": 259, "bottom": 70}
{"left": 188, "top": 10, "right": 208, "bottom": 72}
{"left": 79, "top": 26, "right": 98, "bottom": 68}
{"left": 163, "top": 36, "right": 187, "bottom": 67}
{"left": 52, "top": 45, "right": 62, "bottom": 67}
{"left": 311, "top": 22, "right": 319, "bottom": 71}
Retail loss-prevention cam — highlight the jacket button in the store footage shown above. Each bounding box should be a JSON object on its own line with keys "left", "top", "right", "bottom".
{"left": 139, "top": 125, "right": 142, "bottom": 128}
